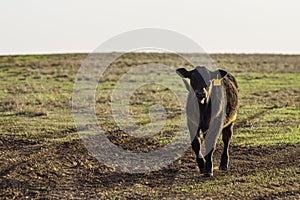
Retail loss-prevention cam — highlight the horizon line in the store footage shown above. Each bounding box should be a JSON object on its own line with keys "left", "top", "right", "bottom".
{"left": 1, "top": 50, "right": 300, "bottom": 56}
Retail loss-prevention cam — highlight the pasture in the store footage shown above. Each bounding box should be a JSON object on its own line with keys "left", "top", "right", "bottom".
{"left": 0, "top": 53, "right": 299, "bottom": 199}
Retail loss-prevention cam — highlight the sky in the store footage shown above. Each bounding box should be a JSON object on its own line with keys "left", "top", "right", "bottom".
{"left": 1, "top": 0, "right": 300, "bottom": 55}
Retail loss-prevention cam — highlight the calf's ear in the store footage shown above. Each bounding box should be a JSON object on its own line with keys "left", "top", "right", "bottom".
{"left": 176, "top": 68, "right": 190, "bottom": 78}
{"left": 214, "top": 69, "right": 227, "bottom": 79}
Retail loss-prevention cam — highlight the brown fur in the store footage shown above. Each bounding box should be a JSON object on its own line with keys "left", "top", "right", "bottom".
{"left": 222, "top": 72, "right": 239, "bottom": 128}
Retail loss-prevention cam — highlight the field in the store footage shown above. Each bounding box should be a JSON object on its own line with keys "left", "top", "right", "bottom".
{"left": 0, "top": 53, "right": 300, "bottom": 199}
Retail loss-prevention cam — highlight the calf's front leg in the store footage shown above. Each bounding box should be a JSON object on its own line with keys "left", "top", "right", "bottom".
{"left": 191, "top": 136, "right": 205, "bottom": 174}
{"left": 203, "top": 148, "right": 215, "bottom": 177}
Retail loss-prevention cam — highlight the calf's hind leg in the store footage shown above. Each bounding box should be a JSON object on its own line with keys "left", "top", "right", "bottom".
{"left": 219, "top": 123, "right": 234, "bottom": 171}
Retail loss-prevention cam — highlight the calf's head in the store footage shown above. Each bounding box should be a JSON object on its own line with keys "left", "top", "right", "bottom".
{"left": 176, "top": 66, "right": 227, "bottom": 104}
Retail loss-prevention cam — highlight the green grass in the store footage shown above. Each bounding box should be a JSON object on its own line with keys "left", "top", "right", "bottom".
{"left": 235, "top": 129, "right": 300, "bottom": 146}
{"left": 0, "top": 55, "right": 78, "bottom": 141}
{"left": 233, "top": 72, "right": 300, "bottom": 147}
{"left": 1, "top": 54, "right": 299, "bottom": 145}
{"left": 236, "top": 72, "right": 300, "bottom": 94}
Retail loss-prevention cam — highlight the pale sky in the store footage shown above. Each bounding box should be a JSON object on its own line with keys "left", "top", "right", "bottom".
{"left": 1, "top": 0, "right": 300, "bottom": 55}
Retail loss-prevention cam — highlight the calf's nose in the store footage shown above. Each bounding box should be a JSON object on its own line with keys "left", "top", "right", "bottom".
{"left": 196, "top": 90, "right": 206, "bottom": 99}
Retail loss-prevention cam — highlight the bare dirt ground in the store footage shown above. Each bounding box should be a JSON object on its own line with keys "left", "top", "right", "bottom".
{"left": 1, "top": 136, "right": 299, "bottom": 199}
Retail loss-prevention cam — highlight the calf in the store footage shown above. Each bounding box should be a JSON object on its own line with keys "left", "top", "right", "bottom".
{"left": 176, "top": 66, "right": 238, "bottom": 177}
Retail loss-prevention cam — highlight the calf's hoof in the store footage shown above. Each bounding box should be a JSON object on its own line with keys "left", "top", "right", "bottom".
{"left": 199, "top": 167, "right": 205, "bottom": 174}
{"left": 203, "top": 172, "right": 213, "bottom": 177}
{"left": 219, "top": 165, "right": 228, "bottom": 171}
